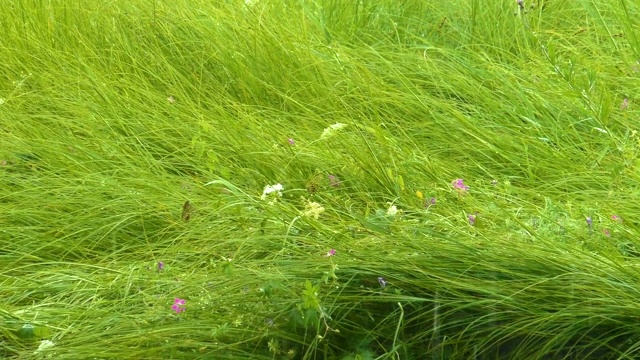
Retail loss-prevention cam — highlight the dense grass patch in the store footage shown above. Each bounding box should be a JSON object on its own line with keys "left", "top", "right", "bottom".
{"left": 2, "top": 0, "right": 640, "bottom": 358}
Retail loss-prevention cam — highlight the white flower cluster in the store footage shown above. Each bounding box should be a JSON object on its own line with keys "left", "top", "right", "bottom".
{"left": 34, "top": 339, "right": 55, "bottom": 354}
{"left": 320, "top": 123, "right": 347, "bottom": 139}
{"left": 261, "top": 183, "right": 283, "bottom": 204}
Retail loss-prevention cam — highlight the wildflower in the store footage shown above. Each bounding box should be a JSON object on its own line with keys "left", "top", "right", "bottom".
{"left": 612, "top": 215, "right": 622, "bottom": 222}
{"left": 167, "top": 95, "right": 176, "bottom": 104}
{"left": 324, "top": 249, "right": 336, "bottom": 257}
{"left": 261, "top": 183, "right": 284, "bottom": 201}
{"left": 516, "top": 0, "right": 524, "bottom": 11}
{"left": 287, "top": 138, "right": 295, "bottom": 146}
{"left": 320, "top": 123, "right": 347, "bottom": 139}
{"left": 586, "top": 216, "right": 593, "bottom": 228}
{"left": 468, "top": 213, "right": 477, "bottom": 226}
{"left": 34, "top": 339, "right": 55, "bottom": 353}
{"left": 621, "top": 98, "right": 629, "bottom": 110}
{"left": 157, "top": 261, "right": 164, "bottom": 271}
{"left": 452, "top": 179, "right": 469, "bottom": 192}
{"left": 603, "top": 229, "right": 611, "bottom": 237}
{"left": 429, "top": 197, "right": 436, "bottom": 205}
{"left": 378, "top": 277, "right": 387, "bottom": 288}
{"left": 328, "top": 174, "right": 340, "bottom": 187}
{"left": 0, "top": 98, "right": 5, "bottom": 105}
{"left": 171, "top": 298, "right": 186, "bottom": 313}
{"left": 491, "top": 180, "right": 498, "bottom": 186}
{"left": 302, "top": 200, "right": 325, "bottom": 219}
{"left": 416, "top": 191, "right": 424, "bottom": 199}
{"left": 386, "top": 204, "right": 398, "bottom": 217}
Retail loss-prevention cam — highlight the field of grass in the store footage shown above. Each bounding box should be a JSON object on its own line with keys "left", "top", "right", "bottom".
{"left": 2, "top": 0, "right": 640, "bottom": 358}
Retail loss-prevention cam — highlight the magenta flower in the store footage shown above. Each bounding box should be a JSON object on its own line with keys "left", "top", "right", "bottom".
{"left": 171, "top": 298, "right": 186, "bottom": 313}
{"left": 468, "top": 213, "right": 477, "bottom": 226}
{"left": 287, "top": 138, "right": 295, "bottom": 145}
{"left": 611, "top": 215, "right": 622, "bottom": 222}
{"left": 324, "top": 249, "right": 336, "bottom": 257}
{"left": 452, "top": 179, "right": 469, "bottom": 192}
{"left": 378, "top": 277, "right": 387, "bottom": 288}
{"left": 157, "top": 261, "right": 164, "bottom": 271}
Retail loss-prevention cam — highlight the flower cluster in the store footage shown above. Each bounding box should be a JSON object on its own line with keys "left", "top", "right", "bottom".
{"left": 261, "top": 183, "right": 284, "bottom": 204}
{"left": 328, "top": 174, "right": 340, "bottom": 187}
{"left": 320, "top": 123, "right": 347, "bottom": 139}
{"left": 172, "top": 298, "right": 186, "bottom": 314}
{"left": 452, "top": 178, "right": 469, "bottom": 192}
{"left": 302, "top": 200, "right": 325, "bottom": 219}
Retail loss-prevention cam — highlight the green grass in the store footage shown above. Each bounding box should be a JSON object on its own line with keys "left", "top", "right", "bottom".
{"left": 2, "top": 0, "right": 640, "bottom": 358}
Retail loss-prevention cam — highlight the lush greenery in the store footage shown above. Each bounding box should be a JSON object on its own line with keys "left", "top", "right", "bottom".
{"left": 2, "top": 0, "right": 640, "bottom": 358}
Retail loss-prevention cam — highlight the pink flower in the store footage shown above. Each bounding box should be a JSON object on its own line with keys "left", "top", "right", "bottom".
{"left": 621, "top": 98, "right": 629, "bottom": 110}
{"left": 324, "top": 249, "right": 336, "bottom": 257}
{"left": 328, "top": 174, "right": 340, "bottom": 187}
{"left": 452, "top": 179, "right": 469, "bottom": 192}
{"left": 287, "top": 138, "right": 295, "bottom": 145}
{"left": 611, "top": 215, "right": 622, "bottom": 223}
{"left": 468, "top": 213, "right": 477, "bottom": 226}
{"left": 603, "top": 229, "right": 611, "bottom": 237}
{"left": 171, "top": 298, "right": 186, "bottom": 313}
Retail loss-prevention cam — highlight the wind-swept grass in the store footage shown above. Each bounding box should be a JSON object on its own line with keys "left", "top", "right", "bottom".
{"left": 2, "top": 0, "right": 640, "bottom": 359}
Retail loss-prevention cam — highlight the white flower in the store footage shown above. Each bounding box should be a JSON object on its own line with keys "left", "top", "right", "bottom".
{"left": 0, "top": 98, "right": 5, "bottom": 105}
{"left": 386, "top": 204, "right": 398, "bottom": 217}
{"left": 261, "top": 183, "right": 284, "bottom": 201}
{"left": 320, "top": 123, "right": 347, "bottom": 139}
{"left": 34, "top": 340, "right": 55, "bottom": 353}
{"left": 302, "top": 201, "right": 325, "bottom": 219}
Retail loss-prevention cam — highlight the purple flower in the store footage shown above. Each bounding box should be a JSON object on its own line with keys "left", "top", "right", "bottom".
{"left": 171, "top": 298, "right": 186, "bottom": 313}
{"left": 157, "top": 261, "right": 164, "bottom": 271}
{"left": 287, "top": 138, "right": 295, "bottom": 145}
{"left": 586, "top": 216, "right": 593, "bottom": 228}
{"left": 468, "top": 213, "right": 477, "bottom": 226}
{"left": 452, "top": 179, "right": 469, "bottom": 192}
{"left": 324, "top": 249, "right": 336, "bottom": 257}
{"left": 328, "top": 174, "right": 340, "bottom": 187}
{"left": 611, "top": 215, "right": 622, "bottom": 222}
{"left": 378, "top": 277, "right": 387, "bottom": 288}
{"left": 429, "top": 197, "right": 436, "bottom": 205}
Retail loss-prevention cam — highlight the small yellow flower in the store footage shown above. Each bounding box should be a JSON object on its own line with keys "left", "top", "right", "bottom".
{"left": 302, "top": 200, "right": 325, "bottom": 219}
{"left": 416, "top": 191, "right": 423, "bottom": 199}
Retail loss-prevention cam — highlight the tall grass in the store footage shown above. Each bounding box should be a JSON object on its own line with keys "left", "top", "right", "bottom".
{"left": 2, "top": 0, "right": 640, "bottom": 358}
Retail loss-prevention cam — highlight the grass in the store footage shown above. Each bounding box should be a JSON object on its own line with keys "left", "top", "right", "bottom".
{"left": 2, "top": 0, "right": 640, "bottom": 358}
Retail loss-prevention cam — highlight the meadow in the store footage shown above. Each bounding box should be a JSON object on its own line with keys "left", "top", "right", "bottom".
{"left": 2, "top": 0, "right": 640, "bottom": 358}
